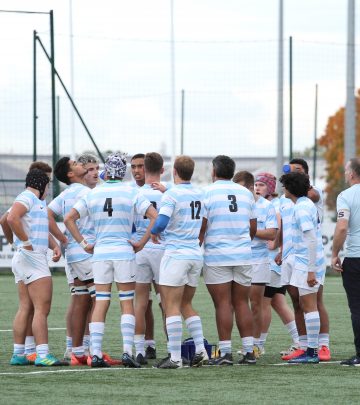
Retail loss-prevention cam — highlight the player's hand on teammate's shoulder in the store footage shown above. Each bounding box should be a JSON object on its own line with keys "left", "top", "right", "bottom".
{"left": 151, "top": 182, "right": 166, "bottom": 193}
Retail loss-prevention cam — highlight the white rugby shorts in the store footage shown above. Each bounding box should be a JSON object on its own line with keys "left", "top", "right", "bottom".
{"left": 68, "top": 258, "right": 93, "bottom": 282}
{"left": 64, "top": 262, "right": 74, "bottom": 285}
{"left": 13, "top": 248, "right": 51, "bottom": 285}
{"left": 281, "top": 254, "right": 295, "bottom": 286}
{"left": 251, "top": 262, "right": 271, "bottom": 284}
{"left": 267, "top": 270, "right": 283, "bottom": 288}
{"left": 159, "top": 256, "right": 202, "bottom": 287}
{"left": 290, "top": 268, "right": 324, "bottom": 296}
{"left": 135, "top": 248, "right": 164, "bottom": 284}
{"left": 92, "top": 260, "right": 136, "bottom": 284}
{"left": 203, "top": 264, "right": 252, "bottom": 286}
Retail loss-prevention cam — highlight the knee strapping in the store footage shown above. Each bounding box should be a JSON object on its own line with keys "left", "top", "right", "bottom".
{"left": 74, "top": 285, "right": 89, "bottom": 295}
{"left": 87, "top": 285, "right": 96, "bottom": 298}
{"left": 118, "top": 290, "right": 135, "bottom": 301}
{"left": 95, "top": 292, "right": 111, "bottom": 301}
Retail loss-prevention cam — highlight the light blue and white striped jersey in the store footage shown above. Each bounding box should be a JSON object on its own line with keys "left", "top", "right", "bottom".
{"left": 279, "top": 195, "right": 294, "bottom": 260}
{"left": 159, "top": 183, "right": 203, "bottom": 260}
{"left": 13, "top": 190, "right": 48, "bottom": 253}
{"left": 292, "top": 196, "right": 325, "bottom": 276}
{"left": 134, "top": 184, "right": 166, "bottom": 250}
{"left": 74, "top": 181, "right": 151, "bottom": 262}
{"left": 48, "top": 183, "right": 95, "bottom": 263}
{"left": 336, "top": 183, "right": 360, "bottom": 257}
{"left": 251, "top": 196, "right": 278, "bottom": 264}
{"left": 268, "top": 197, "right": 281, "bottom": 275}
{"left": 203, "top": 180, "right": 256, "bottom": 266}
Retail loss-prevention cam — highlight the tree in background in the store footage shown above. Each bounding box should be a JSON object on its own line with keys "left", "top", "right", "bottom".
{"left": 319, "top": 89, "right": 360, "bottom": 211}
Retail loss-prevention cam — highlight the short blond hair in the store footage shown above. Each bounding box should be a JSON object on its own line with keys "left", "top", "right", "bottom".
{"left": 174, "top": 155, "right": 195, "bottom": 181}
{"left": 233, "top": 171, "right": 254, "bottom": 189}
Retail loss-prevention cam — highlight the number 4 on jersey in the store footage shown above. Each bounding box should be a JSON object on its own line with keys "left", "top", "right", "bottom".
{"left": 103, "top": 198, "right": 113, "bottom": 217}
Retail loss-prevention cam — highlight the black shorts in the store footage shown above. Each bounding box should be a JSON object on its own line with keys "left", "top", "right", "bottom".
{"left": 264, "top": 285, "right": 287, "bottom": 298}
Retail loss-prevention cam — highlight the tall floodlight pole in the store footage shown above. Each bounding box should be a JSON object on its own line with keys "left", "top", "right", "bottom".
{"left": 69, "top": 0, "right": 76, "bottom": 159}
{"left": 289, "top": 36, "right": 293, "bottom": 161}
{"left": 33, "top": 30, "right": 37, "bottom": 162}
{"left": 180, "top": 89, "right": 185, "bottom": 154}
{"left": 344, "top": 0, "right": 356, "bottom": 164}
{"left": 50, "top": 10, "right": 59, "bottom": 197}
{"left": 276, "top": 0, "right": 284, "bottom": 182}
{"left": 170, "top": 0, "right": 176, "bottom": 161}
{"left": 313, "top": 84, "right": 318, "bottom": 186}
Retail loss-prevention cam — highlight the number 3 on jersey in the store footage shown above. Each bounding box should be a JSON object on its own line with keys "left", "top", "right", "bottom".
{"left": 103, "top": 198, "right": 113, "bottom": 217}
{"left": 228, "top": 195, "right": 238, "bottom": 212}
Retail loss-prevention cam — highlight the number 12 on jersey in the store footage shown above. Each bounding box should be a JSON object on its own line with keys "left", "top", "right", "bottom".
{"left": 190, "top": 200, "right": 201, "bottom": 220}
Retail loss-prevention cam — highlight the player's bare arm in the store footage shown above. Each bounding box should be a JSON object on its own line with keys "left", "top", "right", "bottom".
{"left": 64, "top": 208, "right": 94, "bottom": 254}
{"left": 331, "top": 210, "right": 349, "bottom": 272}
{"left": 0, "top": 211, "right": 14, "bottom": 244}
{"left": 48, "top": 208, "right": 68, "bottom": 246}
{"left": 7, "top": 202, "right": 32, "bottom": 250}
{"left": 130, "top": 205, "right": 158, "bottom": 253}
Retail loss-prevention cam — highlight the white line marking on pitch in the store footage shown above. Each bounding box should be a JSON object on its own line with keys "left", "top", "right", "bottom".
{"left": 0, "top": 367, "right": 155, "bottom": 376}
{"left": 0, "top": 361, "right": 342, "bottom": 376}
{"left": 0, "top": 327, "right": 66, "bottom": 332}
{"left": 269, "top": 360, "right": 341, "bottom": 366}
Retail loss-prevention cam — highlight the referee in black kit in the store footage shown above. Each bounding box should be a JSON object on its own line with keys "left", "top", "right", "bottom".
{"left": 332, "top": 158, "right": 360, "bottom": 366}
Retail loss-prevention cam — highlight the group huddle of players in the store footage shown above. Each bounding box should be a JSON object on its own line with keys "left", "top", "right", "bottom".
{"left": 0, "top": 152, "right": 330, "bottom": 368}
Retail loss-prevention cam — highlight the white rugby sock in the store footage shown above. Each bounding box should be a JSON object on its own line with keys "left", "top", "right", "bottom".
{"left": 285, "top": 320, "right": 299, "bottom": 346}
{"left": 36, "top": 344, "right": 49, "bottom": 359}
{"left": 134, "top": 334, "right": 145, "bottom": 356}
{"left": 219, "top": 340, "right": 231, "bottom": 355}
{"left": 13, "top": 344, "right": 25, "bottom": 356}
{"left": 241, "top": 337, "right": 254, "bottom": 354}
{"left": 121, "top": 314, "right": 135, "bottom": 355}
{"left": 25, "top": 336, "right": 36, "bottom": 355}
{"left": 259, "top": 333, "right": 268, "bottom": 349}
{"left": 185, "top": 316, "right": 206, "bottom": 354}
{"left": 299, "top": 335, "right": 307, "bottom": 350}
{"left": 83, "top": 334, "right": 90, "bottom": 352}
{"left": 305, "top": 311, "right": 320, "bottom": 349}
{"left": 72, "top": 346, "right": 85, "bottom": 357}
{"left": 145, "top": 339, "right": 156, "bottom": 348}
{"left": 318, "top": 333, "right": 330, "bottom": 348}
{"left": 66, "top": 336, "right": 72, "bottom": 351}
{"left": 166, "top": 316, "right": 182, "bottom": 362}
{"left": 90, "top": 322, "right": 105, "bottom": 358}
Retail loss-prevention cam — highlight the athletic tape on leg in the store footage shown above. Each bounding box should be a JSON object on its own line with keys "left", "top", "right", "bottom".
{"left": 96, "top": 292, "right": 111, "bottom": 301}
{"left": 75, "top": 285, "right": 89, "bottom": 295}
{"left": 118, "top": 290, "right": 135, "bottom": 301}
{"left": 87, "top": 285, "right": 96, "bottom": 298}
